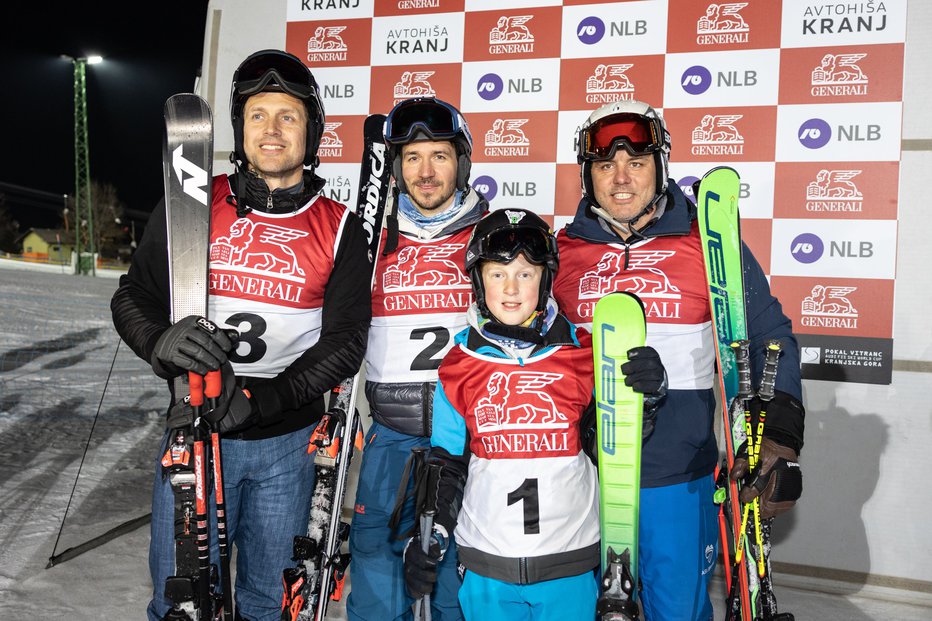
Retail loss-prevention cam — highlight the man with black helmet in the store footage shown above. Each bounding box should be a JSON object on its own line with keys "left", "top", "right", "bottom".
{"left": 401, "top": 208, "right": 665, "bottom": 620}
{"left": 345, "top": 97, "right": 487, "bottom": 621}
{"left": 111, "top": 50, "right": 371, "bottom": 621}
{"left": 552, "top": 100, "right": 805, "bottom": 620}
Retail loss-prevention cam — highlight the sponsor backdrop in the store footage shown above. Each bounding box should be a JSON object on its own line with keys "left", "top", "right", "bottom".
{"left": 287, "top": 0, "right": 907, "bottom": 385}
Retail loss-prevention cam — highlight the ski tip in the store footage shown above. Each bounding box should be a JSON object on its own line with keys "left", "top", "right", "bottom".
{"left": 364, "top": 113, "right": 388, "bottom": 135}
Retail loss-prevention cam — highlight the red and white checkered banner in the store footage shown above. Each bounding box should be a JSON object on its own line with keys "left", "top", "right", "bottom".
{"left": 287, "top": 0, "right": 907, "bottom": 385}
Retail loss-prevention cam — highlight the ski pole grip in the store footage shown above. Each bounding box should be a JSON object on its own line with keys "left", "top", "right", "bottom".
{"left": 730, "top": 340, "right": 752, "bottom": 398}
{"left": 424, "top": 463, "right": 443, "bottom": 518}
{"left": 205, "top": 369, "right": 222, "bottom": 400}
{"left": 188, "top": 372, "right": 205, "bottom": 407}
{"left": 759, "top": 340, "right": 782, "bottom": 402}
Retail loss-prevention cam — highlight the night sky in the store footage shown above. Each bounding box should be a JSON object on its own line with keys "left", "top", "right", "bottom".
{"left": 1, "top": 2, "right": 209, "bottom": 232}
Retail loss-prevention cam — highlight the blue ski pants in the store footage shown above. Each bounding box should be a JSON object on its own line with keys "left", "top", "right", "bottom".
{"left": 638, "top": 474, "right": 718, "bottom": 621}
{"left": 346, "top": 421, "right": 463, "bottom": 621}
{"left": 147, "top": 426, "right": 316, "bottom": 621}
{"left": 458, "top": 569, "right": 599, "bottom": 621}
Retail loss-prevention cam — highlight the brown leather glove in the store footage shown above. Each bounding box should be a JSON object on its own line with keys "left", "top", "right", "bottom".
{"left": 731, "top": 437, "right": 802, "bottom": 519}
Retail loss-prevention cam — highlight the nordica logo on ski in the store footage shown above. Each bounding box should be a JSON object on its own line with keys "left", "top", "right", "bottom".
{"left": 597, "top": 323, "right": 617, "bottom": 455}
{"left": 171, "top": 145, "right": 209, "bottom": 206}
{"left": 361, "top": 142, "right": 386, "bottom": 245}
{"left": 702, "top": 190, "right": 736, "bottom": 343}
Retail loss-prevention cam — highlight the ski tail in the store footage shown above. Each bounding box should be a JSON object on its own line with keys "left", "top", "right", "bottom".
{"left": 280, "top": 114, "right": 390, "bottom": 621}
{"left": 592, "top": 291, "right": 646, "bottom": 621}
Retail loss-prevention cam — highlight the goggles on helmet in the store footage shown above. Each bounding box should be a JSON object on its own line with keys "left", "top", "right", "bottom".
{"left": 474, "top": 227, "right": 557, "bottom": 267}
{"left": 578, "top": 112, "right": 665, "bottom": 161}
{"left": 234, "top": 52, "right": 316, "bottom": 101}
{"left": 384, "top": 98, "right": 472, "bottom": 148}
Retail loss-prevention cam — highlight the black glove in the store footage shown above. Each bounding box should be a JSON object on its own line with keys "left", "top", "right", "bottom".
{"left": 403, "top": 525, "right": 448, "bottom": 599}
{"left": 730, "top": 391, "right": 805, "bottom": 519}
{"left": 204, "top": 361, "right": 257, "bottom": 434}
{"left": 621, "top": 346, "right": 667, "bottom": 439}
{"left": 151, "top": 315, "right": 235, "bottom": 378}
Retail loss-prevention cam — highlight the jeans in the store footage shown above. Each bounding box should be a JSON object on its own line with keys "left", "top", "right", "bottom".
{"left": 346, "top": 421, "right": 463, "bottom": 621}
{"left": 148, "top": 425, "right": 316, "bottom": 621}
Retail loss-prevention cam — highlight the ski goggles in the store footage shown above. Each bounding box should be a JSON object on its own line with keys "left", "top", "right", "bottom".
{"left": 384, "top": 98, "right": 472, "bottom": 148}
{"left": 234, "top": 51, "right": 318, "bottom": 100}
{"left": 476, "top": 226, "right": 558, "bottom": 267}
{"left": 578, "top": 113, "right": 665, "bottom": 161}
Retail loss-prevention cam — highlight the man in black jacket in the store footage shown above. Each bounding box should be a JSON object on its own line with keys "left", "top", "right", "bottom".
{"left": 111, "top": 50, "right": 370, "bottom": 621}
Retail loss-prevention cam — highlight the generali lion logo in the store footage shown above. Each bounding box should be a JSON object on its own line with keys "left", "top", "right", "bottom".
{"left": 382, "top": 243, "right": 470, "bottom": 291}
{"left": 805, "top": 169, "right": 863, "bottom": 213}
{"left": 393, "top": 71, "right": 436, "bottom": 100}
{"left": 210, "top": 220, "right": 309, "bottom": 282}
{"left": 690, "top": 114, "right": 745, "bottom": 156}
{"left": 696, "top": 3, "right": 750, "bottom": 45}
{"left": 811, "top": 53, "right": 869, "bottom": 97}
{"left": 578, "top": 250, "right": 681, "bottom": 300}
{"left": 317, "top": 122, "right": 343, "bottom": 158}
{"left": 586, "top": 63, "right": 635, "bottom": 104}
{"left": 307, "top": 26, "right": 348, "bottom": 63}
{"left": 474, "top": 371, "right": 568, "bottom": 432}
{"left": 801, "top": 285, "right": 859, "bottom": 329}
{"left": 489, "top": 15, "right": 535, "bottom": 54}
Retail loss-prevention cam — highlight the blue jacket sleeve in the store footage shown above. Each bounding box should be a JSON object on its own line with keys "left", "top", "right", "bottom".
{"left": 741, "top": 243, "right": 802, "bottom": 402}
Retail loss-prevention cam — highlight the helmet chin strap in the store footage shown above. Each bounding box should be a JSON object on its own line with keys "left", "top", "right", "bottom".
{"left": 590, "top": 192, "right": 666, "bottom": 239}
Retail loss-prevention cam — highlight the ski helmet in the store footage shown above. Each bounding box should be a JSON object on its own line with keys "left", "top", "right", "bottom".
{"left": 465, "top": 208, "right": 559, "bottom": 323}
{"left": 230, "top": 49, "right": 326, "bottom": 168}
{"left": 383, "top": 97, "right": 473, "bottom": 193}
{"left": 576, "top": 100, "right": 671, "bottom": 201}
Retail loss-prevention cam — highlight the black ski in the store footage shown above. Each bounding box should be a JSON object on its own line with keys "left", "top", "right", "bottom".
{"left": 160, "top": 93, "right": 226, "bottom": 621}
{"left": 281, "top": 114, "right": 391, "bottom": 621}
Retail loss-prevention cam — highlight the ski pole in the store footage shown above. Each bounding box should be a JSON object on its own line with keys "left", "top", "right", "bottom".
{"left": 206, "top": 369, "right": 233, "bottom": 620}
{"left": 188, "top": 371, "right": 213, "bottom": 619}
{"left": 414, "top": 463, "right": 443, "bottom": 621}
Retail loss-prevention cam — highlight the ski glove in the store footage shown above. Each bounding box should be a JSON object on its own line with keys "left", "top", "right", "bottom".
{"left": 151, "top": 315, "right": 235, "bottom": 379}
{"left": 203, "top": 361, "right": 257, "bottom": 434}
{"left": 621, "top": 346, "right": 668, "bottom": 439}
{"left": 730, "top": 391, "right": 805, "bottom": 519}
{"left": 403, "top": 524, "right": 448, "bottom": 599}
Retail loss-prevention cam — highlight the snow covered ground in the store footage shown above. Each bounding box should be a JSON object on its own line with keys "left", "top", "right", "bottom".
{"left": 1, "top": 264, "right": 929, "bottom": 620}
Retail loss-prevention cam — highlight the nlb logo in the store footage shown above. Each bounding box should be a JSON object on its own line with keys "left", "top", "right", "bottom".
{"left": 576, "top": 15, "right": 647, "bottom": 46}
{"left": 811, "top": 53, "right": 868, "bottom": 97}
{"left": 586, "top": 64, "right": 635, "bottom": 104}
{"left": 307, "top": 26, "right": 348, "bottom": 63}
{"left": 798, "top": 118, "right": 831, "bottom": 149}
{"left": 696, "top": 3, "right": 750, "bottom": 46}
{"left": 472, "top": 175, "right": 498, "bottom": 201}
{"left": 318, "top": 122, "right": 344, "bottom": 158}
{"left": 691, "top": 114, "right": 744, "bottom": 156}
{"left": 801, "top": 285, "right": 859, "bottom": 329}
{"left": 393, "top": 71, "right": 436, "bottom": 101}
{"left": 806, "top": 169, "right": 863, "bottom": 213}
{"left": 790, "top": 233, "right": 824, "bottom": 264}
{"left": 802, "top": 3, "right": 889, "bottom": 35}
{"left": 484, "top": 119, "right": 530, "bottom": 157}
{"left": 677, "top": 175, "right": 701, "bottom": 200}
{"left": 477, "top": 72, "right": 542, "bottom": 101}
{"left": 577, "top": 16, "right": 605, "bottom": 45}
{"left": 489, "top": 15, "right": 535, "bottom": 55}
{"left": 681, "top": 65, "right": 712, "bottom": 95}
{"left": 385, "top": 25, "right": 449, "bottom": 55}
{"left": 477, "top": 73, "right": 504, "bottom": 101}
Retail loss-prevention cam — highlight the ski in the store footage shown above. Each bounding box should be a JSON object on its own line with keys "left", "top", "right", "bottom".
{"left": 281, "top": 113, "right": 391, "bottom": 621}
{"left": 697, "top": 166, "right": 791, "bottom": 620}
{"left": 160, "top": 93, "right": 225, "bottom": 621}
{"left": 592, "top": 291, "right": 647, "bottom": 621}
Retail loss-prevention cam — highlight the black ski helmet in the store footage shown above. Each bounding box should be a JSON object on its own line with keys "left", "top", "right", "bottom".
{"left": 383, "top": 97, "right": 472, "bottom": 194}
{"left": 230, "top": 49, "right": 326, "bottom": 168}
{"left": 465, "top": 208, "right": 559, "bottom": 323}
